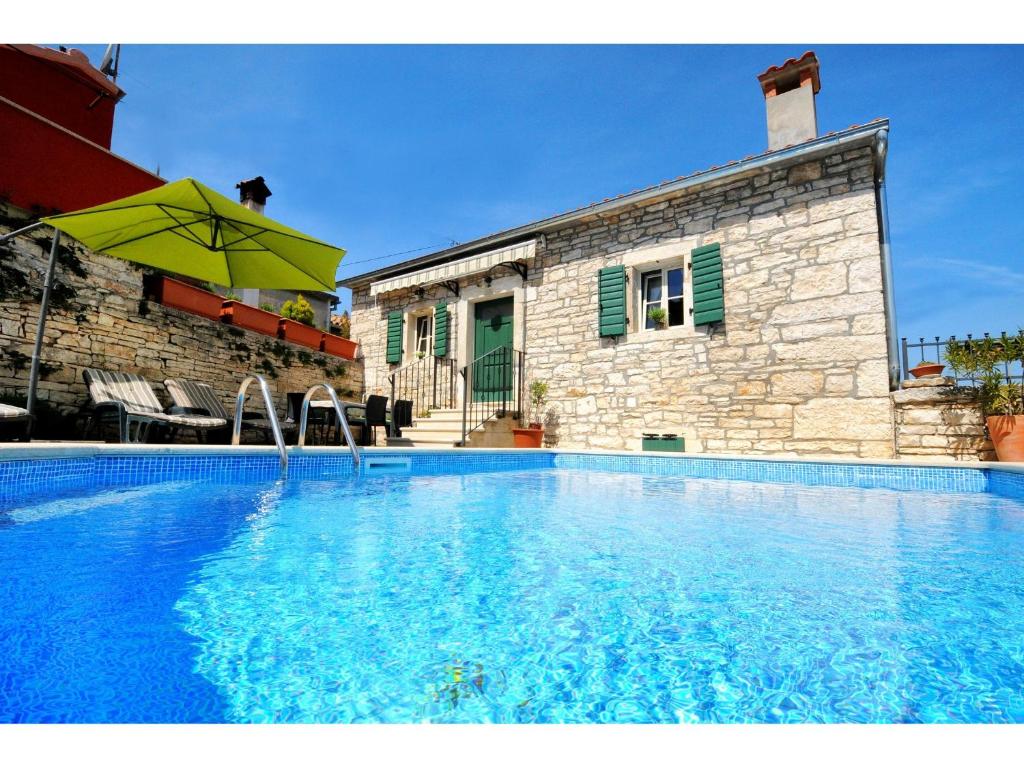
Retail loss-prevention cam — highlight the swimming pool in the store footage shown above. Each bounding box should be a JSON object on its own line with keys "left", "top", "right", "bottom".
{"left": 2, "top": 447, "right": 1024, "bottom": 723}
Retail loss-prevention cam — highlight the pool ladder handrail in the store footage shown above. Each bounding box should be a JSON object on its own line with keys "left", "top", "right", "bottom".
{"left": 231, "top": 374, "right": 288, "bottom": 476}
{"left": 297, "top": 383, "right": 361, "bottom": 468}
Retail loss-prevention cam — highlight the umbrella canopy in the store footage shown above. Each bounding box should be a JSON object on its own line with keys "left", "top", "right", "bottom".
{"left": 41, "top": 177, "right": 344, "bottom": 290}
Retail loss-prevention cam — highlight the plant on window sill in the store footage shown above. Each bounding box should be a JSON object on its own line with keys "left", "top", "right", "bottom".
{"left": 646, "top": 307, "right": 667, "bottom": 328}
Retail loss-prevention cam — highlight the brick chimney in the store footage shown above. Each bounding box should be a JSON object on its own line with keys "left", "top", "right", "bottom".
{"left": 757, "top": 52, "right": 821, "bottom": 151}
{"left": 236, "top": 175, "right": 272, "bottom": 214}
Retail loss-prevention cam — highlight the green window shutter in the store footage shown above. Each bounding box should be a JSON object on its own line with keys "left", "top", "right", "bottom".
{"left": 691, "top": 243, "right": 724, "bottom": 326}
{"left": 433, "top": 302, "right": 449, "bottom": 357}
{"left": 386, "top": 310, "right": 403, "bottom": 363}
{"left": 598, "top": 265, "right": 628, "bottom": 337}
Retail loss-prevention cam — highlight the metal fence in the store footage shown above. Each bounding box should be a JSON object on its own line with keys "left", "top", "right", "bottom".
{"left": 388, "top": 354, "right": 458, "bottom": 419}
{"left": 902, "top": 332, "right": 1023, "bottom": 387}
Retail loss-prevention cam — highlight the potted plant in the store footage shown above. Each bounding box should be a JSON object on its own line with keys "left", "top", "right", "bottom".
{"left": 278, "top": 294, "right": 322, "bottom": 349}
{"left": 512, "top": 380, "right": 548, "bottom": 448}
{"left": 156, "top": 276, "right": 225, "bottom": 321}
{"left": 221, "top": 297, "right": 281, "bottom": 336}
{"left": 646, "top": 306, "right": 667, "bottom": 328}
{"left": 321, "top": 326, "right": 359, "bottom": 360}
{"left": 909, "top": 359, "right": 945, "bottom": 378}
{"left": 945, "top": 332, "right": 1024, "bottom": 462}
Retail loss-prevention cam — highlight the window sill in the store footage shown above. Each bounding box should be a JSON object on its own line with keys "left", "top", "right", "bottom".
{"left": 619, "top": 324, "right": 709, "bottom": 345}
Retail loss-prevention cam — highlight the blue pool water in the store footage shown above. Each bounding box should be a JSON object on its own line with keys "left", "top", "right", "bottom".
{"left": 2, "top": 465, "right": 1024, "bottom": 723}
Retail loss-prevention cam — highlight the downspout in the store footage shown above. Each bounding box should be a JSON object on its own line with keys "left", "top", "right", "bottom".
{"left": 873, "top": 128, "right": 900, "bottom": 391}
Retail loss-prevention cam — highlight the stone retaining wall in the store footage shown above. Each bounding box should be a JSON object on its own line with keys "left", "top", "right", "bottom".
{"left": 1, "top": 210, "right": 362, "bottom": 439}
{"left": 891, "top": 377, "right": 994, "bottom": 461}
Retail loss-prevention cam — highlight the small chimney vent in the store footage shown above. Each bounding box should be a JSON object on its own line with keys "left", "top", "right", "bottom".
{"left": 236, "top": 176, "right": 272, "bottom": 214}
{"left": 757, "top": 52, "right": 821, "bottom": 151}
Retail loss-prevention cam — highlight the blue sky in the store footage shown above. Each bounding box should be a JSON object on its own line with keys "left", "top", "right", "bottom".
{"left": 70, "top": 44, "right": 1024, "bottom": 343}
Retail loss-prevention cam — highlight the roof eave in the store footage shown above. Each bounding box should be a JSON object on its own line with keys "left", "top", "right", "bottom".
{"left": 338, "top": 119, "right": 888, "bottom": 290}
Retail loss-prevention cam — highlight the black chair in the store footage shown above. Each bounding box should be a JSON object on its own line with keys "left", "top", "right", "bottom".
{"left": 393, "top": 399, "right": 413, "bottom": 438}
{"left": 364, "top": 395, "right": 388, "bottom": 445}
{"left": 286, "top": 391, "right": 331, "bottom": 444}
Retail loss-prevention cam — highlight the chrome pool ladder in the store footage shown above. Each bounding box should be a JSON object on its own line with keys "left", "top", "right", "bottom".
{"left": 232, "top": 374, "right": 288, "bottom": 476}
{"left": 297, "top": 383, "right": 361, "bottom": 468}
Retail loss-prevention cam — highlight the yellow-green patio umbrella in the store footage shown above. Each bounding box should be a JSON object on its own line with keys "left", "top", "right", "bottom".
{"left": 0, "top": 178, "right": 345, "bottom": 419}
{"left": 41, "top": 177, "right": 345, "bottom": 290}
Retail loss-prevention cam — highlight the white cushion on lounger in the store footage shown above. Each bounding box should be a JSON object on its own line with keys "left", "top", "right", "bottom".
{"left": 0, "top": 404, "right": 29, "bottom": 419}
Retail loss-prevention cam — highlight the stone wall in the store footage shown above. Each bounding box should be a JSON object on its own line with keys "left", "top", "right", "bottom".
{"left": 1, "top": 211, "right": 362, "bottom": 439}
{"left": 350, "top": 136, "right": 896, "bottom": 458}
{"left": 891, "top": 378, "right": 994, "bottom": 461}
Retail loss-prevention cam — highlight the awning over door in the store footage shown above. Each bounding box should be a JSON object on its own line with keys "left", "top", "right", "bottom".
{"left": 369, "top": 240, "right": 535, "bottom": 297}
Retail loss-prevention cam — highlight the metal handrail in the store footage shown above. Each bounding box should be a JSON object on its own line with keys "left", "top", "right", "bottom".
{"left": 232, "top": 374, "right": 288, "bottom": 475}
{"left": 460, "top": 346, "right": 524, "bottom": 445}
{"left": 388, "top": 354, "right": 458, "bottom": 433}
{"left": 297, "top": 383, "right": 361, "bottom": 468}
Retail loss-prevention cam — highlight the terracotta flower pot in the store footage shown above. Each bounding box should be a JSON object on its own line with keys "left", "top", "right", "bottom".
{"left": 220, "top": 301, "right": 280, "bottom": 336}
{"left": 512, "top": 427, "right": 544, "bottom": 448}
{"left": 278, "top": 318, "right": 322, "bottom": 349}
{"left": 320, "top": 333, "right": 358, "bottom": 360}
{"left": 909, "top": 363, "right": 945, "bottom": 379}
{"left": 158, "top": 277, "right": 224, "bottom": 321}
{"left": 987, "top": 415, "right": 1024, "bottom": 463}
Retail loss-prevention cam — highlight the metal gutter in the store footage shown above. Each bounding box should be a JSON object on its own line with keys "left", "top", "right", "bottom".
{"left": 339, "top": 119, "right": 889, "bottom": 289}
{"left": 872, "top": 128, "right": 901, "bottom": 391}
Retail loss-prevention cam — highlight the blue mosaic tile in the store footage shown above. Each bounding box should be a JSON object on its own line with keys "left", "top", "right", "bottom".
{"left": 94, "top": 454, "right": 283, "bottom": 486}
{"left": 0, "top": 457, "right": 95, "bottom": 505}
{"left": 552, "top": 453, "right": 990, "bottom": 494}
{"left": 1, "top": 449, "right": 1017, "bottom": 510}
{"left": 988, "top": 470, "right": 1024, "bottom": 501}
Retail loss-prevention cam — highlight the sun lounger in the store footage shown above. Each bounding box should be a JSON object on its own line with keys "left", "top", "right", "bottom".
{"left": 0, "top": 403, "right": 33, "bottom": 441}
{"left": 164, "top": 378, "right": 296, "bottom": 444}
{"left": 82, "top": 369, "right": 227, "bottom": 443}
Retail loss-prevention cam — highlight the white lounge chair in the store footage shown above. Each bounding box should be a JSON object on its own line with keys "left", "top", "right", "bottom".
{"left": 0, "top": 403, "right": 32, "bottom": 441}
{"left": 164, "top": 377, "right": 296, "bottom": 444}
{"left": 82, "top": 369, "right": 227, "bottom": 443}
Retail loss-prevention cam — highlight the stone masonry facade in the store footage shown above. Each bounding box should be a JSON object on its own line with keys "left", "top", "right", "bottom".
{"left": 891, "top": 378, "right": 994, "bottom": 461}
{"left": 350, "top": 135, "right": 899, "bottom": 458}
{"left": 1, "top": 208, "right": 363, "bottom": 439}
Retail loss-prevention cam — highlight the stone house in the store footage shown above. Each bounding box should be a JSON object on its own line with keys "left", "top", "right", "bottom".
{"left": 341, "top": 52, "right": 901, "bottom": 457}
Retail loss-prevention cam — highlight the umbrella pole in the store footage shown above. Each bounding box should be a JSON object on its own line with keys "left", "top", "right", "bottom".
{"left": 25, "top": 230, "right": 61, "bottom": 418}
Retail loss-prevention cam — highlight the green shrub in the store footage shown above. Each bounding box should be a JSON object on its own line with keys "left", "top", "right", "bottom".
{"left": 945, "top": 331, "right": 1024, "bottom": 416}
{"left": 281, "top": 294, "right": 315, "bottom": 326}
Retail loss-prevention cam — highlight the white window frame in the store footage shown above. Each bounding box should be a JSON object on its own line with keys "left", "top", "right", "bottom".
{"left": 403, "top": 307, "right": 435, "bottom": 364}
{"left": 633, "top": 258, "right": 689, "bottom": 334}
{"left": 414, "top": 313, "right": 433, "bottom": 358}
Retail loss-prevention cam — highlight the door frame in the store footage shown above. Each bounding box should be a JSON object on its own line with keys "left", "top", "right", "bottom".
{"left": 454, "top": 277, "right": 525, "bottom": 405}
{"left": 471, "top": 296, "right": 515, "bottom": 403}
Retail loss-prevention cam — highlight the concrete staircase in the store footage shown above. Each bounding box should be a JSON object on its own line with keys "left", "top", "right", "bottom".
{"left": 386, "top": 408, "right": 516, "bottom": 448}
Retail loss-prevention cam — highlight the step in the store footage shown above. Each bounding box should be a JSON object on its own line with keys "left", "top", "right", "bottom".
{"left": 386, "top": 436, "right": 459, "bottom": 447}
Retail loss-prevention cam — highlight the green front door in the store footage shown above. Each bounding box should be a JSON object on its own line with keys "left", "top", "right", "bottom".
{"left": 473, "top": 297, "right": 514, "bottom": 403}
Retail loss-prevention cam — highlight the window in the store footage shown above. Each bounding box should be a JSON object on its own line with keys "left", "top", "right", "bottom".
{"left": 638, "top": 263, "right": 685, "bottom": 330}
{"left": 414, "top": 314, "right": 433, "bottom": 357}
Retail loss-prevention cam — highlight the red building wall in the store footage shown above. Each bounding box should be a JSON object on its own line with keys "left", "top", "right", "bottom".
{"left": 0, "top": 46, "right": 163, "bottom": 214}
{"left": 0, "top": 46, "right": 119, "bottom": 148}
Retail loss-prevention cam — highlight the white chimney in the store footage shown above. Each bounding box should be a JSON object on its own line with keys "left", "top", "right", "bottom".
{"left": 757, "top": 52, "right": 821, "bottom": 151}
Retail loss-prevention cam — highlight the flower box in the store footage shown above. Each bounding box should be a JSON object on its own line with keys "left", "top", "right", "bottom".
{"left": 320, "top": 333, "right": 358, "bottom": 360}
{"left": 157, "top": 276, "right": 224, "bottom": 321}
{"left": 278, "top": 318, "right": 322, "bottom": 349}
{"left": 220, "top": 301, "right": 280, "bottom": 336}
